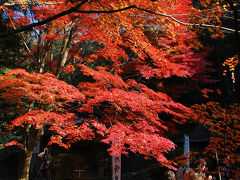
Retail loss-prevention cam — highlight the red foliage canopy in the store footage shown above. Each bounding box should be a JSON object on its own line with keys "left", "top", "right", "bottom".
{"left": 77, "top": 64, "right": 192, "bottom": 165}
{"left": 0, "top": 0, "right": 210, "bottom": 167}
{"left": 0, "top": 69, "right": 92, "bottom": 149}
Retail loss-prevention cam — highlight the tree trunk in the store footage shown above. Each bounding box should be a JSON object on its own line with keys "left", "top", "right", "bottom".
{"left": 17, "top": 149, "right": 33, "bottom": 180}
{"left": 17, "top": 127, "right": 44, "bottom": 180}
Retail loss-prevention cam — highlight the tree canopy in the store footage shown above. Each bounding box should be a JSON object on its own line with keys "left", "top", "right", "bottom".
{"left": 0, "top": 0, "right": 236, "bottom": 179}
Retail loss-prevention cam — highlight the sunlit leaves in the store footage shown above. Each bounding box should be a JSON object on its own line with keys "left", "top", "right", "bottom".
{"left": 5, "top": 140, "right": 24, "bottom": 147}
{"left": 1, "top": 0, "right": 211, "bottom": 167}
{"left": 76, "top": 64, "right": 193, "bottom": 166}
{"left": 192, "top": 95, "right": 240, "bottom": 166}
{"left": 0, "top": 69, "right": 88, "bottom": 148}
{"left": 222, "top": 55, "right": 238, "bottom": 83}
{"left": 0, "top": 69, "right": 85, "bottom": 107}
{"left": 3, "top": 0, "right": 209, "bottom": 79}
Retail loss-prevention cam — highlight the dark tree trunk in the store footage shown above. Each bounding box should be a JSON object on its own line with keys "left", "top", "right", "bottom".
{"left": 17, "top": 150, "right": 33, "bottom": 180}
{"left": 17, "top": 126, "right": 43, "bottom": 180}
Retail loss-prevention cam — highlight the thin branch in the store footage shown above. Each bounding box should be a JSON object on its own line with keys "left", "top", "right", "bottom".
{"left": 3, "top": 2, "right": 63, "bottom": 6}
{"left": 1, "top": 8, "right": 38, "bottom": 62}
{"left": 2, "top": 3, "right": 239, "bottom": 35}
{"left": 110, "top": 59, "right": 130, "bottom": 73}
{"left": 3, "top": 0, "right": 88, "bottom": 34}
{"left": 95, "top": 106, "right": 113, "bottom": 127}
{"left": 77, "top": 6, "right": 239, "bottom": 33}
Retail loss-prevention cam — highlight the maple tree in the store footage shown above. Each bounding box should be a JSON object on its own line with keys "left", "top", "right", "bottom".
{"left": 0, "top": 0, "right": 224, "bottom": 179}
{"left": 191, "top": 88, "right": 240, "bottom": 178}
{"left": 193, "top": 101, "right": 240, "bottom": 162}
{"left": 191, "top": 0, "right": 240, "bottom": 162}
{"left": 161, "top": 1, "right": 240, "bottom": 178}
{"left": 196, "top": 0, "right": 240, "bottom": 98}
{"left": 0, "top": 69, "right": 89, "bottom": 179}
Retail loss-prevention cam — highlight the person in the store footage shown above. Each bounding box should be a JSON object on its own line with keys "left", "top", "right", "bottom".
{"left": 184, "top": 168, "right": 196, "bottom": 180}
{"left": 184, "top": 159, "right": 213, "bottom": 180}
{"left": 38, "top": 147, "right": 52, "bottom": 180}
{"left": 176, "top": 162, "right": 185, "bottom": 180}
{"left": 164, "top": 170, "right": 176, "bottom": 180}
{"left": 207, "top": 175, "right": 213, "bottom": 180}
{"left": 194, "top": 159, "right": 207, "bottom": 180}
{"left": 223, "top": 155, "right": 233, "bottom": 180}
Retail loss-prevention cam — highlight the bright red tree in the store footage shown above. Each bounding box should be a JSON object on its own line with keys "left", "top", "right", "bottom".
{"left": 0, "top": 0, "right": 213, "bottom": 179}
{"left": 0, "top": 69, "right": 89, "bottom": 179}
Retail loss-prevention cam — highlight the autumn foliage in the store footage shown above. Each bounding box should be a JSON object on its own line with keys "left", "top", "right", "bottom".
{"left": 192, "top": 90, "right": 240, "bottom": 167}
{"left": 0, "top": 66, "right": 193, "bottom": 167}
{"left": 0, "top": 69, "right": 93, "bottom": 148}
{"left": 0, "top": 0, "right": 222, "bottom": 177}
{"left": 77, "top": 64, "right": 194, "bottom": 162}
{"left": 1, "top": 0, "right": 211, "bottom": 77}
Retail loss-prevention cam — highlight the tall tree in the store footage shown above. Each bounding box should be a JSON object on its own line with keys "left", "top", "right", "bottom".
{"left": 0, "top": 69, "right": 87, "bottom": 179}
{"left": 0, "top": 0, "right": 213, "bottom": 179}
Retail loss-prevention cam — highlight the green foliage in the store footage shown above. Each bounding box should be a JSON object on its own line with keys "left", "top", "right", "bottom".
{"left": 0, "top": 67, "right": 11, "bottom": 76}
{"left": 0, "top": 12, "right": 24, "bottom": 70}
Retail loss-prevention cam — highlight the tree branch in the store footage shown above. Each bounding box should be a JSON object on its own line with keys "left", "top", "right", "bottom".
{"left": 2, "top": 2, "right": 63, "bottom": 6}
{"left": 1, "top": 3, "right": 239, "bottom": 35}
{"left": 3, "top": 0, "right": 88, "bottom": 34}
{"left": 76, "top": 5, "right": 239, "bottom": 33}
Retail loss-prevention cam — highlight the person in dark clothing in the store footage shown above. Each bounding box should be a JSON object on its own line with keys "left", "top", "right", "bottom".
{"left": 176, "top": 161, "right": 186, "bottom": 180}
{"left": 38, "top": 147, "right": 52, "bottom": 180}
